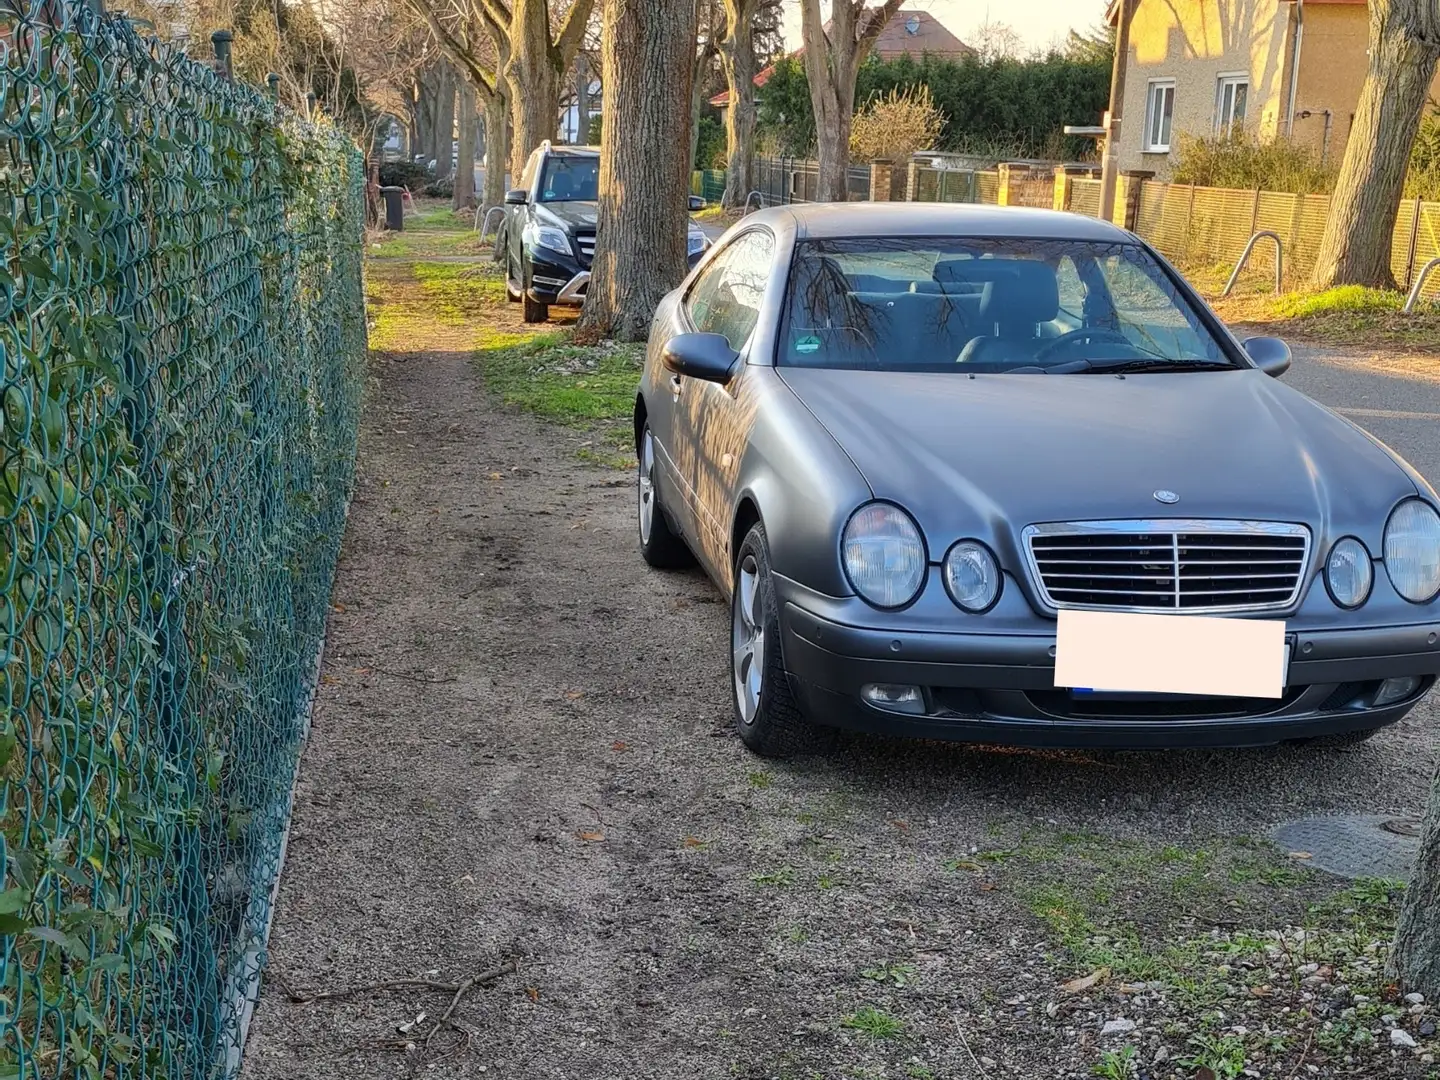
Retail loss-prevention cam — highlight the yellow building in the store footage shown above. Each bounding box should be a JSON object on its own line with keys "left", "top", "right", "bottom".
{"left": 1103, "top": 0, "right": 1440, "bottom": 177}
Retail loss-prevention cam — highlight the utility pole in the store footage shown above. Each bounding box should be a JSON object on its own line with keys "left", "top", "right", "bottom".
{"left": 1097, "top": 0, "right": 1132, "bottom": 224}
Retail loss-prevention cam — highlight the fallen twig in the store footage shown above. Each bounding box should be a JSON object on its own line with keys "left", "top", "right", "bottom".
{"left": 424, "top": 963, "right": 516, "bottom": 1048}
{"left": 953, "top": 1015, "right": 991, "bottom": 1079}
{"left": 275, "top": 961, "right": 515, "bottom": 1006}
{"left": 368, "top": 665, "right": 459, "bottom": 685}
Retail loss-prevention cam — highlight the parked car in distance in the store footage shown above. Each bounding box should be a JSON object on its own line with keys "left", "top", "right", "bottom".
{"left": 499, "top": 141, "right": 712, "bottom": 323}
{"left": 634, "top": 202, "right": 1440, "bottom": 757}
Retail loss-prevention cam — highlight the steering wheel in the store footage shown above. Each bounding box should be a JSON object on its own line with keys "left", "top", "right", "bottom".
{"left": 1032, "top": 327, "right": 1135, "bottom": 364}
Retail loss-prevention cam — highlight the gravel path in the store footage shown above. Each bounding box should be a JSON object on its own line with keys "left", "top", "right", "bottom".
{"left": 240, "top": 334, "right": 1440, "bottom": 1080}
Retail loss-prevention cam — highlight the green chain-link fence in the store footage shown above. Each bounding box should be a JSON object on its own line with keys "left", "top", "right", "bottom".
{"left": 0, "top": 1, "right": 367, "bottom": 1076}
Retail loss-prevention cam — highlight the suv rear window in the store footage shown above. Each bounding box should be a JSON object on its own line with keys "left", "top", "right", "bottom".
{"left": 539, "top": 156, "right": 599, "bottom": 202}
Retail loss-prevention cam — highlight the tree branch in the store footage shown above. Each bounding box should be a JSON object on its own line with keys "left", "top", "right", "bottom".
{"left": 856, "top": 0, "right": 906, "bottom": 54}
{"left": 553, "top": 0, "right": 597, "bottom": 68}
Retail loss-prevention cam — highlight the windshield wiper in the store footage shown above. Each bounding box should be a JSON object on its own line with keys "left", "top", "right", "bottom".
{"left": 1076, "top": 358, "right": 1237, "bottom": 374}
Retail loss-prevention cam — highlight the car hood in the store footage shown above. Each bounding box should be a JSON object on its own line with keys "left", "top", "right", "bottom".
{"left": 535, "top": 201, "right": 596, "bottom": 230}
{"left": 779, "top": 367, "right": 1420, "bottom": 550}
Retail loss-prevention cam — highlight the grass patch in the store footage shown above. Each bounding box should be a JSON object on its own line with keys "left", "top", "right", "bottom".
{"left": 1270, "top": 284, "right": 1403, "bottom": 319}
{"left": 839, "top": 1006, "right": 904, "bottom": 1040}
{"left": 474, "top": 332, "right": 643, "bottom": 462}
{"left": 750, "top": 866, "right": 797, "bottom": 888}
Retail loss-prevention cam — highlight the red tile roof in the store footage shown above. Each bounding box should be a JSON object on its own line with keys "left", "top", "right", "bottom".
{"left": 709, "top": 8, "right": 971, "bottom": 107}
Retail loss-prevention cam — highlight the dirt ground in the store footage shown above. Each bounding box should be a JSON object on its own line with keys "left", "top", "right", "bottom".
{"left": 240, "top": 230, "right": 1440, "bottom": 1080}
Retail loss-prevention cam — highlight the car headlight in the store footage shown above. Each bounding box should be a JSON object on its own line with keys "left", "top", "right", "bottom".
{"left": 522, "top": 222, "right": 570, "bottom": 255}
{"left": 1325, "top": 536, "right": 1373, "bottom": 609}
{"left": 1385, "top": 499, "right": 1440, "bottom": 602}
{"left": 943, "top": 540, "right": 1002, "bottom": 613}
{"left": 687, "top": 230, "right": 709, "bottom": 255}
{"left": 842, "top": 502, "right": 926, "bottom": 608}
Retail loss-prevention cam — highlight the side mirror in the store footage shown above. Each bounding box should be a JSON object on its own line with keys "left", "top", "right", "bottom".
{"left": 1243, "top": 336, "right": 1291, "bottom": 378}
{"left": 688, "top": 194, "right": 706, "bottom": 212}
{"left": 505, "top": 188, "right": 528, "bottom": 205}
{"left": 662, "top": 332, "right": 738, "bottom": 383}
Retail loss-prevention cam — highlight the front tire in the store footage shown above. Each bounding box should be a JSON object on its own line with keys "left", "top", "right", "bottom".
{"left": 637, "top": 426, "right": 693, "bottom": 569}
{"left": 522, "top": 291, "right": 549, "bottom": 323}
{"left": 731, "top": 523, "right": 823, "bottom": 758}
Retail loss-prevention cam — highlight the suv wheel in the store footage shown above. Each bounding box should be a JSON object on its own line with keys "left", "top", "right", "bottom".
{"left": 506, "top": 256, "right": 521, "bottom": 303}
{"left": 522, "top": 291, "right": 549, "bottom": 323}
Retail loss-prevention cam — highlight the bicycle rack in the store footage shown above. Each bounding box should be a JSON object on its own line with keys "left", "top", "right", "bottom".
{"left": 475, "top": 205, "right": 505, "bottom": 239}
{"left": 743, "top": 190, "right": 769, "bottom": 215}
{"left": 1222, "top": 231, "right": 1283, "bottom": 297}
{"left": 1405, "top": 257, "right": 1440, "bottom": 313}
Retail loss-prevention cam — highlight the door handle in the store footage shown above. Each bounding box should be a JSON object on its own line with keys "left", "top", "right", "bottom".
{"left": 669, "top": 374, "right": 683, "bottom": 395}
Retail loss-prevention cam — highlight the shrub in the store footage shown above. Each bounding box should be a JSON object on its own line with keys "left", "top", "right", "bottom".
{"left": 1172, "top": 132, "right": 1334, "bottom": 194}
{"left": 1406, "top": 114, "right": 1440, "bottom": 200}
{"left": 379, "top": 159, "right": 430, "bottom": 189}
{"left": 850, "top": 84, "right": 946, "bottom": 163}
{"left": 421, "top": 177, "right": 454, "bottom": 199}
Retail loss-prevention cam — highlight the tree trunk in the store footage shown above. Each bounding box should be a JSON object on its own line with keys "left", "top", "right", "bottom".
{"left": 434, "top": 65, "right": 456, "bottom": 180}
{"left": 509, "top": 0, "right": 563, "bottom": 172}
{"left": 579, "top": 0, "right": 698, "bottom": 341}
{"left": 482, "top": 87, "right": 510, "bottom": 209}
{"left": 798, "top": 0, "right": 903, "bottom": 202}
{"left": 1392, "top": 777, "right": 1440, "bottom": 995}
{"left": 720, "top": 0, "right": 756, "bottom": 208}
{"left": 1309, "top": 0, "right": 1440, "bottom": 290}
{"left": 575, "top": 53, "right": 591, "bottom": 144}
{"left": 453, "top": 78, "right": 478, "bottom": 209}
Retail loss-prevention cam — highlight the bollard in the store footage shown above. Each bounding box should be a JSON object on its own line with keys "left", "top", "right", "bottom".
{"left": 211, "top": 30, "right": 233, "bottom": 80}
{"left": 306, "top": 92, "right": 317, "bottom": 119}
{"left": 266, "top": 73, "right": 279, "bottom": 98}
{"left": 380, "top": 186, "right": 405, "bottom": 231}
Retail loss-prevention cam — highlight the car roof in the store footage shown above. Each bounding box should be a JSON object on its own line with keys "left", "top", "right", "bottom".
{"left": 549, "top": 145, "right": 600, "bottom": 156}
{"left": 742, "top": 201, "right": 1135, "bottom": 242}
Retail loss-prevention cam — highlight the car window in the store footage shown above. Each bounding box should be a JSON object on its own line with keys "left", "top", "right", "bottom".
{"left": 777, "top": 237, "right": 1231, "bottom": 373}
{"left": 539, "top": 155, "right": 599, "bottom": 202}
{"left": 686, "top": 230, "right": 775, "bottom": 351}
{"left": 1095, "top": 252, "right": 1213, "bottom": 359}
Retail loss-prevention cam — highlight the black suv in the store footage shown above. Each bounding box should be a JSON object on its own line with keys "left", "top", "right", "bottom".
{"left": 499, "top": 142, "right": 712, "bottom": 323}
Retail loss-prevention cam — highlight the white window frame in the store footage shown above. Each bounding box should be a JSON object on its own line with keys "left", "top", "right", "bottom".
{"left": 1214, "top": 72, "right": 1249, "bottom": 136}
{"left": 1143, "top": 79, "right": 1176, "bottom": 153}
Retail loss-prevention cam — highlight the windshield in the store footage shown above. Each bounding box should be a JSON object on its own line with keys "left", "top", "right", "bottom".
{"left": 777, "top": 237, "right": 1235, "bottom": 373}
{"left": 538, "top": 156, "right": 599, "bottom": 202}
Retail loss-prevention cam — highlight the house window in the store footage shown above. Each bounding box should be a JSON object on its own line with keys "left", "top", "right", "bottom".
{"left": 1144, "top": 79, "right": 1175, "bottom": 152}
{"left": 1215, "top": 74, "right": 1249, "bottom": 136}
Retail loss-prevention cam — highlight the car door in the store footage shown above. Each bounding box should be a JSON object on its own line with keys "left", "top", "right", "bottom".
{"left": 671, "top": 228, "right": 777, "bottom": 574}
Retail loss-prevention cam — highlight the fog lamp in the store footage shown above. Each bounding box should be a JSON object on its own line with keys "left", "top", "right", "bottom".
{"left": 1375, "top": 676, "right": 1422, "bottom": 707}
{"left": 861, "top": 683, "right": 926, "bottom": 715}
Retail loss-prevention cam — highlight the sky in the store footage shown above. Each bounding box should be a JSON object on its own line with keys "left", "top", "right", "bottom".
{"left": 778, "top": 0, "right": 1111, "bottom": 57}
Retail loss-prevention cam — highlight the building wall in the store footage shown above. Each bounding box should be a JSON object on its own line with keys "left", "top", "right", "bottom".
{"left": 1114, "top": 0, "right": 1292, "bottom": 177}
{"left": 1291, "top": 4, "right": 1440, "bottom": 165}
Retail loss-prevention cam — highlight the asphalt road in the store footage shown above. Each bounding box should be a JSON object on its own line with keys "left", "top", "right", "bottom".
{"left": 1283, "top": 343, "right": 1440, "bottom": 489}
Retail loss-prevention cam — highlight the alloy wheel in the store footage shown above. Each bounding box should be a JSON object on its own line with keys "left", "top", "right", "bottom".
{"left": 732, "top": 554, "right": 765, "bottom": 724}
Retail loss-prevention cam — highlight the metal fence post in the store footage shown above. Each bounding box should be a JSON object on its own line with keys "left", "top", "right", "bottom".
{"left": 1405, "top": 195, "right": 1423, "bottom": 289}
{"left": 306, "top": 91, "right": 317, "bottom": 119}
{"left": 266, "top": 73, "right": 279, "bottom": 99}
{"left": 211, "top": 29, "right": 234, "bottom": 80}
{"left": 1183, "top": 183, "right": 1197, "bottom": 262}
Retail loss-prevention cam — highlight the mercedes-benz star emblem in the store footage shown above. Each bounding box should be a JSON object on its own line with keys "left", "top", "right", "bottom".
{"left": 1153, "top": 490, "right": 1180, "bottom": 505}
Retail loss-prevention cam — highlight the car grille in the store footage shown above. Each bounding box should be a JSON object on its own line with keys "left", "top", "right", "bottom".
{"left": 1023, "top": 519, "right": 1311, "bottom": 614}
{"left": 574, "top": 230, "right": 595, "bottom": 264}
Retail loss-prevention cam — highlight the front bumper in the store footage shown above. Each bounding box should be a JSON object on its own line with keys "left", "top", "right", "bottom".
{"left": 780, "top": 601, "right": 1440, "bottom": 749}
{"left": 528, "top": 246, "right": 706, "bottom": 307}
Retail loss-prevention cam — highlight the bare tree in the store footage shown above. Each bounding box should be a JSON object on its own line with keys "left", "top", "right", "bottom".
{"left": 691, "top": 0, "right": 721, "bottom": 175}
{"left": 797, "top": 0, "right": 905, "bottom": 202}
{"left": 434, "top": 63, "right": 457, "bottom": 177}
{"left": 1309, "top": 0, "right": 1440, "bottom": 290}
{"left": 454, "top": 76, "right": 479, "bottom": 207}
{"left": 579, "top": 0, "right": 697, "bottom": 341}
{"left": 406, "top": 0, "right": 595, "bottom": 182}
{"left": 971, "top": 17, "right": 1025, "bottom": 62}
